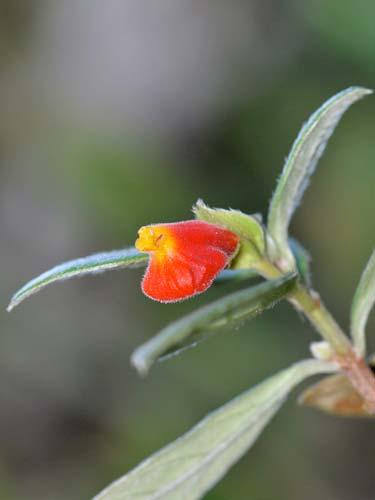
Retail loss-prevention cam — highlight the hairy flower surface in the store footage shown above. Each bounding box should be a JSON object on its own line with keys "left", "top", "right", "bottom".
{"left": 135, "top": 220, "right": 239, "bottom": 302}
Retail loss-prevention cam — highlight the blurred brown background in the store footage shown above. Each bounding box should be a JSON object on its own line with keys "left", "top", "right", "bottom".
{"left": 1, "top": 1, "right": 375, "bottom": 499}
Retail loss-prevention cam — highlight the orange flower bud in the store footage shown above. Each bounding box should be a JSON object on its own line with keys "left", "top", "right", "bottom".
{"left": 135, "top": 220, "right": 239, "bottom": 302}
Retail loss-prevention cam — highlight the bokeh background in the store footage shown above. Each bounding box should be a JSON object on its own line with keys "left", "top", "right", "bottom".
{"left": 1, "top": 1, "right": 375, "bottom": 499}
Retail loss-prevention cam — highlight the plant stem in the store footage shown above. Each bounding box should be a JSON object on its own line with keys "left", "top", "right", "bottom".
{"left": 290, "top": 284, "right": 351, "bottom": 354}
{"left": 256, "top": 259, "right": 375, "bottom": 412}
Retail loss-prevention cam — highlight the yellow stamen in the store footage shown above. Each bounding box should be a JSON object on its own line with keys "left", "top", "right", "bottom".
{"left": 135, "top": 225, "right": 174, "bottom": 253}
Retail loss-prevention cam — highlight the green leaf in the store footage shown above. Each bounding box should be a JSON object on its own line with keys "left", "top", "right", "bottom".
{"left": 7, "top": 248, "right": 148, "bottom": 312}
{"left": 94, "top": 359, "right": 336, "bottom": 500}
{"left": 214, "top": 269, "right": 258, "bottom": 284}
{"left": 351, "top": 248, "right": 375, "bottom": 355}
{"left": 131, "top": 273, "right": 297, "bottom": 376}
{"left": 289, "top": 238, "right": 312, "bottom": 287}
{"left": 268, "top": 87, "right": 372, "bottom": 268}
{"left": 193, "top": 199, "right": 265, "bottom": 269}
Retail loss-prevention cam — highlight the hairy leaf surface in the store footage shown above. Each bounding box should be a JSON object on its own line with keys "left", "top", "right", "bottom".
{"left": 94, "top": 359, "right": 335, "bottom": 500}
{"left": 8, "top": 248, "right": 148, "bottom": 311}
{"left": 268, "top": 87, "right": 371, "bottom": 267}
{"left": 131, "top": 274, "right": 297, "bottom": 375}
{"left": 351, "top": 248, "right": 375, "bottom": 355}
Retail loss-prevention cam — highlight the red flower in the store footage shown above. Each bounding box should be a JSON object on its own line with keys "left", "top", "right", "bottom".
{"left": 135, "top": 220, "right": 239, "bottom": 302}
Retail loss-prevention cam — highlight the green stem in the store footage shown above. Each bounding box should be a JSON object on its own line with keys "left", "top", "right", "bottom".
{"left": 256, "top": 259, "right": 375, "bottom": 411}
{"left": 257, "top": 260, "right": 350, "bottom": 351}
{"left": 290, "top": 284, "right": 351, "bottom": 355}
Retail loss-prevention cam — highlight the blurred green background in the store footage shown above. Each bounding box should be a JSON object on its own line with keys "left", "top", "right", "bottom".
{"left": 1, "top": 1, "right": 375, "bottom": 499}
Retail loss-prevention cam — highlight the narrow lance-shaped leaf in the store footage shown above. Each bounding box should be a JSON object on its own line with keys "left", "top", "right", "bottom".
{"left": 94, "top": 359, "right": 336, "bottom": 500}
{"left": 7, "top": 248, "right": 148, "bottom": 312}
{"left": 214, "top": 268, "right": 258, "bottom": 284}
{"left": 131, "top": 273, "right": 297, "bottom": 376}
{"left": 351, "top": 248, "right": 375, "bottom": 355}
{"left": 268, "top": 87, "right": 372, "bottom": 267}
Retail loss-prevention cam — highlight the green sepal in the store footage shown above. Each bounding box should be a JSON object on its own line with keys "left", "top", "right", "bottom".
{"left": 193, "top": 199, "right": 265, "bottom": 269}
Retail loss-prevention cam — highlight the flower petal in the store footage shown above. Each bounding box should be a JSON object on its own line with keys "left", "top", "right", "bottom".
{"left": 136, "top": 220, "right": 239, "bottom": 302}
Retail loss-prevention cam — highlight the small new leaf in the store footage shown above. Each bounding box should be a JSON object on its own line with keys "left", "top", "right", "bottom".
{"left": 289, "top": 237, "right": 312, "bottom": 287}
{"left": 7, "top": 248, "right": 148, "bottom": 311}
{"left": 94, "top": 359, "right": 336, "bottom": 500}
{"left": 351, "top": 248, "right": 375, "bottom": 355}
{"left": 193, "top": 199, "right": 265, "bottom": 269}
{"left": 131, "top": 273, "right": 297, "bottom": 376}
{"left": 268, "top": 87, "right": 372, "bottom": 268}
